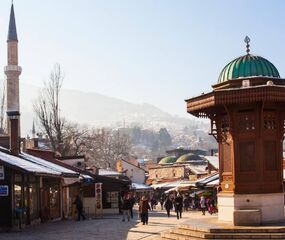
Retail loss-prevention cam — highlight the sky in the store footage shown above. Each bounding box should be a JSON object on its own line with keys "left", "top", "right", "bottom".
{"left": 0, "top": 0, "right": 285, "bottom": 117}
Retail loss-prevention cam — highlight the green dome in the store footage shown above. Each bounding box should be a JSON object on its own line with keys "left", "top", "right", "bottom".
{"left": 159, "top": 156, "right": 177, "bottom": 164}
{"left": 176, "top": 153, "right": 203, "bottom": 163}
{"left": 218, "top": 54, "right": 280, "bottom": 83}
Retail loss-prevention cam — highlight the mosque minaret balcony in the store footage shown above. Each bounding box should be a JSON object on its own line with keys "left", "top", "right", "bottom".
{"left": 4, "top": 65, "right": 22, "bottom": 73}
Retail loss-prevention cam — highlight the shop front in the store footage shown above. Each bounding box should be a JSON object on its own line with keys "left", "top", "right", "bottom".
{"left": 0, "top": 150, "right": 79, "bottom": 231}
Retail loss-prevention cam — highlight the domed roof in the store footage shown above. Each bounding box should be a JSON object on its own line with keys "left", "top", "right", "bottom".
{"left": 176, "top": 153, "right": 203, "bottom": 163}
{"left": 158, "top": 156, "right": 176, "bottom": 165}
{"left": 218, "top": 54, "right": 280, "bottom": 83}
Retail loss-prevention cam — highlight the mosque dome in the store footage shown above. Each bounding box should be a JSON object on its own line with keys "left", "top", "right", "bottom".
{"left": 158, "top": 156, "right": 176, "bottom": 165}
{"left": 176, "top": 153, "right": 203, "bottom": 163}
{"left": 218, "top": 54, "right": 280, "bottom": 83}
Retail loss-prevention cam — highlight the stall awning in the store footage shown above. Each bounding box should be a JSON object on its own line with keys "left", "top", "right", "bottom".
{"left": 195, "top": 173, "right": 219, "bottom": 187}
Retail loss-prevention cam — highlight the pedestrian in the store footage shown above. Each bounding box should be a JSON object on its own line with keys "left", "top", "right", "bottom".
{"left": 73, "top": 194, "right": 86, "bottom": 221}
{"left": 139, "top": 196, "right": 151, "bottom": 225}
{"left": 121, "top": 193, "right": 131, "bottom": 222}
{"left": 160, "top": 196, "right": 164, "bottom": 210}
{"left": 150, "top": 196, "right": 157, "bottom": 211}
{"left": 15, "top": 203, "right": 23, "bottom": 230}
{"left": 129, "top": 194, "right": 136, "bottom": 219}
{"left": 164, "top": 196, "right": 173, "bottom": 217}
{"left": 208, "top": 197, "right": 215, "bottom": 214}
{"left": 183, "top": 195, "right": 190, "bottom": 212}
{"left": 174, "top": 192, "right": 183, "bottom": 219}
{"left": 200, "top": 196, "right": 206, "bottom": 215}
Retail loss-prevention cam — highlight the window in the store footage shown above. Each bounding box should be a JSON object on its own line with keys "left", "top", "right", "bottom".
{"left": 29, "top": 183, "right": 38, "bottom": 218}
{"left": 106, "top": 192, "right": 119, "bottom": 208}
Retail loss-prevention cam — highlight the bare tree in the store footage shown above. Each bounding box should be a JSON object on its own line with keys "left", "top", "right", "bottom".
{"left": 33, "top": 64, "right": 65, "bottom": 155}
{"left": 61, "top": 122, "right": 88, "bottom": 156}
{"left": 85, "top": 128, "right": 132, "bottom": 169}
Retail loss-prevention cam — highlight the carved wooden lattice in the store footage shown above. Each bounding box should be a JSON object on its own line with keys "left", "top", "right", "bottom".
{"left": 238, "top": 113, "right": 255, "bottom": 132}
{"left": 263, "top": 112, "right": 276, "bottom": 130}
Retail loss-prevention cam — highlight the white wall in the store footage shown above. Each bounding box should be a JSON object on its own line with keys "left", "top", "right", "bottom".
{"left": 121, "top": 161, "right": 145, "bottom": 184}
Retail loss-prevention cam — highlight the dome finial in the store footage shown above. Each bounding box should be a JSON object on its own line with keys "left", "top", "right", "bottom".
{"left": 244, "top": 36, "right": 250, "bottom": 55}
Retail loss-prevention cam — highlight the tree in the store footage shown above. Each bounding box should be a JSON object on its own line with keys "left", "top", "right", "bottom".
{"left": 61, "top": 122, "right": 88, "bottom": 156}
{"left": 85, "top": 128, "right": 131, "bottom": 169}
{"left": 33, "top": 64, "right": 65, "bottom": 155}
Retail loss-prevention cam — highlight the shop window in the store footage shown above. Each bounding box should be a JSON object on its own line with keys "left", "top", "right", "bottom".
{"left": 29, "top": 183, "right": 38, "bottom": 218}
{"left": 14, "top": 184, "right": 22, "bottom": 209}
{"left": 106, "top": 192, "right": 119, "bottom": 209}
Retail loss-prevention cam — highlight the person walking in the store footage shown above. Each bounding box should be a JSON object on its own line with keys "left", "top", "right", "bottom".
{"left": 164, "top": 196, "right": 173, "bottom": 217}
{"left": 200, "top": 196, "right": 206, "bottom": 215}
{"left": 150, "top": 196, "right": 157, "bottom": 211}
{"left": 73, "top": 194, "right": 86, "bottom": 221}
{"left": 139, "top": 196, "right": 151, "bottom": 225}
{"left": 159, "top": 196, "right": 164, "bottom": 210}
{"left": 174, "top": 192, "right": 183, "bottom": 219}
{"left": 183, "top": 195, "right": 190, "bottom": 212}
{"left": 129, "top": 194, "right": 136, "bottom": 219}
{"left": 122, "top": 193, "right": 132, "bottom": 222}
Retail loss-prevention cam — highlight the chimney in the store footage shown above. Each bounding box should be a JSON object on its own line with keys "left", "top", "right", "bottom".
{"left": 8, "top": 115, "right": 20, "bottom": 155}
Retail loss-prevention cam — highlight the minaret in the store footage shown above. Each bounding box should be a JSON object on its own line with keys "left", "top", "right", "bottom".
{"left": 5, "top": 2, "right": 22, "bottom": 155}
{"left": 32, "top": 120, "right": 36, "bottom": 138}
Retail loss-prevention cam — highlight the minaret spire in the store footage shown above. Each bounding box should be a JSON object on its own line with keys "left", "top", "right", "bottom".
{"left": 32, "top": 121, "right": 36, "bottom": 138}
{"left": 8, "top": 2, "right": 18, "bottom": 41}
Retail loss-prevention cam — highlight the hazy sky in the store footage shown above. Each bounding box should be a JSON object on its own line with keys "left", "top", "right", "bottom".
{"left": 0, "top": 0, "right": 284, "bottom": 117}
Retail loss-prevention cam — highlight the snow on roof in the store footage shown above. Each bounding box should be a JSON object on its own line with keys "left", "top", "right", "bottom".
{"left": 151, "top": 180, "right": 192, "bottom": 190}
{"left": 131, "top": 182, "right": 152, "bottom": 190}
{"left": 0, "top": 150, "right": 60, "bottom": 176}
{"left": 98, "top": 168, "right": 122, "bottom": 176}
{"left": 204, "top": 156, "right": 219, "bottom": 169}
{"left": 20, "top": 152, "right": 78, "bottom": 176}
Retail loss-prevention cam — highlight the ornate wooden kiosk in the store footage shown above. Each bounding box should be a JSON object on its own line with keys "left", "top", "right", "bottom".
{"left": 186, "top": 37, "right": 285, "bottom": 225}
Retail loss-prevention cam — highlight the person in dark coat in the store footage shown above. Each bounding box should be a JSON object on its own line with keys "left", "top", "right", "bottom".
{"left": 74, "top": 194, "right": 86, "bottom": 221}
{"left": 129, "top": 194, "right": 136, "bottom": 219}
{"left": 174, "top": 192, "right": 183, "bottom": 219}
{"left": 164, "top": 196, "right": 173, "bottom": 217}
{"left": 139, "top": 196, "right": 151, "bottom": 225}
{"left": 122, "top": 194, "right": 132, "bottom": 222}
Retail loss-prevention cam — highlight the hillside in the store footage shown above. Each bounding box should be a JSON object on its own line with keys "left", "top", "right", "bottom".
{"left": 20, "top": 83, "right": 202, "bottom": 135}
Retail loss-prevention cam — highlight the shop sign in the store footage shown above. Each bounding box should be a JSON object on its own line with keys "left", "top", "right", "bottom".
{"left": 95, "top": 183, "right": 103, "bottom": 218}
{"left": 95, "top": 183, "right": 102, "bottom": 209}
{"left": 0, "top": 185, "right": 8, "bottom": 196}
{"left": 0, "top": 166, "right": 4, "bottom": 180}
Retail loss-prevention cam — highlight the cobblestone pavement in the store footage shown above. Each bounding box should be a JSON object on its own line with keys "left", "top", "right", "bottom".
{"left": 0, "top": 207, "right": 216, "bottom": 240}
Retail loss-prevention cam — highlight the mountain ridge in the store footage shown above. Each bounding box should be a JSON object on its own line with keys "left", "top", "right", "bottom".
{"left": 20, "top": 82, "right": 196, "bottom": 135}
